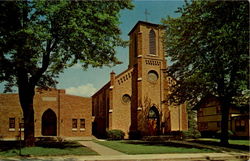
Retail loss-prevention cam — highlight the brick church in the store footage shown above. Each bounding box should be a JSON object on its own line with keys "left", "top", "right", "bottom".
{"left": 0, "top": 21, "right": 188, "bottom": 139}
{"left": 92, "top": 21, "right": 188, "bottom": 138}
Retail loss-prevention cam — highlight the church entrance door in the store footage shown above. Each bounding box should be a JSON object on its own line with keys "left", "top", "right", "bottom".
{"left": 42, "top": 109, "right": 57, "bottom": 136}
{"left": 148, "top": 106, "right": 160, "bottom": 136}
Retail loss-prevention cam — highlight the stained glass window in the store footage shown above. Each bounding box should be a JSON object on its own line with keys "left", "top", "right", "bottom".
{"left": 148, "top": 70, "right": 158, "bottom": 82}
{"left": 122, "top": 94, "right": 131, "bottom": 104}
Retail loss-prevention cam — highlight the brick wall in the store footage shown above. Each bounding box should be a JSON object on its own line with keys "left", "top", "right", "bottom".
{"left": 0, "top": 89, "right": 92, "bottom": 139}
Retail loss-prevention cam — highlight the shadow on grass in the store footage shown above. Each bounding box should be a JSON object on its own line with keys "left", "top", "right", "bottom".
{"left": 124, "top": 139, "right": 249, "bottom": 152}
{"left": 0, "top": 140, "right": 85, "bottom": 152}
{"left": 35, "top": 140, "right": 83, "bottom": 149}
{"left": 123, "top": 140, "right": 219, "bottom": 151}
{"left": 0, "top": 141, "right": 23, "bottom": 152}
{"left": 190, "top": 140, "right": 249, "bottom": 152}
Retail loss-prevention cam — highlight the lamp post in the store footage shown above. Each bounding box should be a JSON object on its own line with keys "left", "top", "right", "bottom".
{"left": 18, "top": 112, "right": 23, "bottom": 156}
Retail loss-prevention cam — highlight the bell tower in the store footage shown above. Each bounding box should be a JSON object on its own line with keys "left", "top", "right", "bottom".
{"left": 128, "top": 21, "right": 166, "bottom": 68}
{"left": 129, "top": 21, "right": 169, "bottom": 135}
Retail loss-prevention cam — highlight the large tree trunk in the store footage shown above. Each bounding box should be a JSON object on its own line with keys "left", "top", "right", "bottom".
{"left": 220, "top": 97, "right": 229, "bottom": 145}
{"left": 18, "top": 85, "right": 36, "bottom": 147}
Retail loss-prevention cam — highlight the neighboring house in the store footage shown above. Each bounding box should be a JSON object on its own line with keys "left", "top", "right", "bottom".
{"left": 193, "top": 95, "right": 249, "bottom": 138}
{"left": 0, "top": 89, "right": 92, "bottom": 139}
{"left": 92, "top": 21, "right": 188, "bottom": 138}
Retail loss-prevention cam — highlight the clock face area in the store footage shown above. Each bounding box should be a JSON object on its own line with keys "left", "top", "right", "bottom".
{"left": 147, "top": 70, "right": 159, "bottom": 83}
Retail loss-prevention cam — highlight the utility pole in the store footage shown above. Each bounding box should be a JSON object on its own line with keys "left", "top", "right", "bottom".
{"left": 18, "top": 116, "right": 22, "bottom": 156}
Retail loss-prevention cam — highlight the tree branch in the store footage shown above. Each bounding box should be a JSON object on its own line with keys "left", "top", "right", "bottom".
{"left": 29, "top": 38, "right": 58, "bottom": 87}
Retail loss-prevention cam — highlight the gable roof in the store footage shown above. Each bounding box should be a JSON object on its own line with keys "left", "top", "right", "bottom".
{"left": 192, "top": 95, "right": 219, "bottom": 110}
{"left": 192, "top": 95, "right": 249, "bottom": 113}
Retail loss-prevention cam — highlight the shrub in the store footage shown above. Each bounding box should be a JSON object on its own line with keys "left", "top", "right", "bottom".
{"left": 129, "top": 130, "right": 142, "bottom": 140}
{"left": 183, "top": 129, "right": 201, "bottom": 139}
{"left": 216, "top": 130, "right": 234, "bottom": 138}
{"left": 106, "top": 129, "right": 125, "bottom": 140}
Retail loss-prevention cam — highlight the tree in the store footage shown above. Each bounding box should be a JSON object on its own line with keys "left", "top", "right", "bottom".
{"left": 0, "top": 0, "right": 133, "bottom": 146}
{"left": 183, "top": 105, "right": 200, "bottom": 139}
{"left": 162, "top": 0, "right": 249, "bottom": 145}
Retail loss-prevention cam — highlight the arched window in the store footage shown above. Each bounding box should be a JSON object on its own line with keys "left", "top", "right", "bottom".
{"left": 148, "top": 106, "right": 159, "bottom": 119}
{"left": 148, "top": 106, "right": 160, "bottom": 136}
{"left": 149, "top": 29, "right": 156, "bottom": 55}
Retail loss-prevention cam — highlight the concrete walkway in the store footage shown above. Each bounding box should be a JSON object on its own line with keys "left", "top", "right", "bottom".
{"left": 78, "top": 141, "right": 126, "bottom": 156}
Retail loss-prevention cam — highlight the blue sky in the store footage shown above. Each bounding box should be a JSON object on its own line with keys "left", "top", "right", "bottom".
{"left": 0, "top": 0, "right": 184, "bottom": 96}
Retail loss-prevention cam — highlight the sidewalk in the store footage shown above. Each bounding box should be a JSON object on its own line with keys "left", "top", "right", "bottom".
{"left": 1, "top": 152, "right": 248, "bottom": 161}
{"left": 78, "top": 141, "right": 126, "bottom": 156}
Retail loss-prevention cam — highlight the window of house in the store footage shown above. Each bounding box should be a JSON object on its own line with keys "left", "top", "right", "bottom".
{"left": 9, "top": 118, "right": 15, "bottom": 129}
{"left": 149, "top": 29, "right": 156, "bottom": 55}
{"left": 236, "top": 119, "right": 245, "bottom": 131}
{"left": 204, "top": 122, "right": 208, "bottom": 129}
{"left": 18, "top": 118, "right": 24, "bottom": 132}
{"left": 217, "top": 121, "right": 221, "bottom": 128}
{"left": 199, "top": 122, "right": 208, "bottom": 130}
{"left": 80, "top": 119, "right": 85, "bottom": 129}
{"left": 216, "top": 106, "right": 221, "bottom": 114}
{"left": 197, "top": 122, "right": 201, "bottom": 130}
{"left": 72, "top": 119, "right": 77, "bottom": 129}
{"left": 20, "top": 118, "right": 24, "bottom": 128}
{"left": 198, "top": 110, "right": 203, "bottom": 117}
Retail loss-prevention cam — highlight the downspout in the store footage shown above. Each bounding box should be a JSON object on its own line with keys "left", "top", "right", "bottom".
{"left": 179, "top": 105, "right": 181, "bottom": 132}
{"left": 159, "top": 28, "right": 162, "bottom": 135}
{"left": 58, "top": 90, "right": 60, "bottom": 136}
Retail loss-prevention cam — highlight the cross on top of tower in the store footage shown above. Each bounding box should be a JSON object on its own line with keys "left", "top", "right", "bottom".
{"left": 144, "top": 9, "right": 150, "bottom": 22}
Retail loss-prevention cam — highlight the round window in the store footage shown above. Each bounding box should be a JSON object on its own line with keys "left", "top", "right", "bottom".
{"left": 147, "top": 70, "right": 159, "bottom": 82}
{"left": 122, "top": 94, "right": 131, "bottom": 104}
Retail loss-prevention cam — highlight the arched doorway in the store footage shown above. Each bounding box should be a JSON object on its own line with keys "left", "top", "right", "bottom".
{"left": 42, "top": 109, "right": 57, "bottom": 136}
{"left": 148, "top": 106, "right": 160, "bottom": 136}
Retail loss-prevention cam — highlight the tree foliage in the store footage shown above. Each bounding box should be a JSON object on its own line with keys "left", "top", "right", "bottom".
{"left": 0, "top": 0, "right": 133, "bottom": 146}
{"left": 163, "top": 0, "right": 249, "bottom": 144}
{"left": 0, "top": 1, "right": 133, "bottom": 91}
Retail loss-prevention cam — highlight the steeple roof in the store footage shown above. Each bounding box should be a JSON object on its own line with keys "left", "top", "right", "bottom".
{"left": 128, "top": 21, "right": 163, "bottom": 36}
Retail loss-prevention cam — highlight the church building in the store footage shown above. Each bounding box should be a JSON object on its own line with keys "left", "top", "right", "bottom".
{"left": 92, "top": 21, "right": 188, "bottom": 138}
{"left": 0, "top": 21, "right": 188, "bottom": 140}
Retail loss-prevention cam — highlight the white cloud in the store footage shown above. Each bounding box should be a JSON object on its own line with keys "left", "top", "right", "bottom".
{"left": 66, "top": 84, "right": 97, "bottom": 97}
{"left": 71, "top": 63, "right": 82, "bottom": 69}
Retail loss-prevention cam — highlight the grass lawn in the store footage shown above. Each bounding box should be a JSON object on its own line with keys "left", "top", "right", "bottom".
{"left": 94, "top": 140, "right": 217, "bottom": 155}
{"left": 195, "top": 138, "right": 250, "bottom": 146}
{"left": 0, "top": 140, "right": 97, "bottom": 157}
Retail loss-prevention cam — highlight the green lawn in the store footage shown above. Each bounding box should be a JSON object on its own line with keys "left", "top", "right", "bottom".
{"left": 196, "top": 138, "right": 250, "bottom": 146}
{"left": 94, "top": 140, "right": 216, "bottom": 155}
{"left": 0, "top": 140, "right": 97, "bottom": 157}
